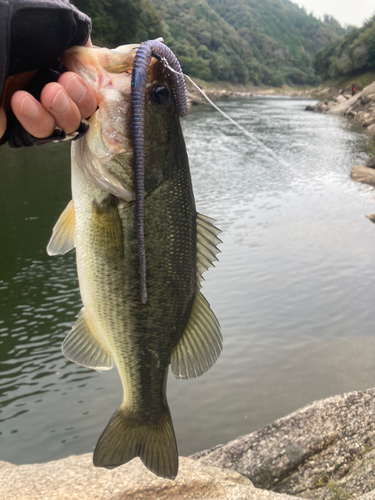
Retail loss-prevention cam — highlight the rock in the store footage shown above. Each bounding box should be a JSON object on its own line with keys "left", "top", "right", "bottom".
{"left": 363, "top": 119, "right": 375, "bottom": 128}
{"left": 365, "top": 155, "right": 375, "bottom": 168}
{"left": 189, "top": 96, "right": 205, "bottom": 106}
{"left": 334, "top": 94, "right": 348, "bottom": 103}
{"left": 366, "top": 214, "right": 375, "bottom": 223}
{"left": 360, "top": 85, "right": 375, "bottom": 105}
{"left": 0, "top": 454, "right": 295, "bottom": 500}
{"left": 301, "top": 448, "right": 375, "bottom": 500}
{"left": 187, "top": 88, "right": 206, "bottom": 106}
{"left": 305, "top": 105, "right": 316, "bottom": 112}
{"left": 308, "top": 80, "right": 375, "bottom": 134}
{"left": 193, "top": 388, "right": 375, "bottom": 498}
{"left": 328, "top": 93, "right": 360, "bottom": 116}
{"left": 351, "top": 165, "right": 375, "bottom": 187}
{"left": 357, "top": 110, "right": 366, "bottom": 120}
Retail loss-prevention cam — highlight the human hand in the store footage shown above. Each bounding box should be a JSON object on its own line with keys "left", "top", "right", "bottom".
{"left": 0, "top": 72, "right": 97, "bottom": 140}
{"left": 0, "top": 41, "right": 97, "bottom": 142}
{"left": 0, "top": 0, "right": 95, "bottom": 146}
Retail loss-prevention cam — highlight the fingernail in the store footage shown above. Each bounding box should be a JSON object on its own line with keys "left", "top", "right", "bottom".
{"left": 65, "top": 76, "right": 86, "bottom": 103}
{"left": 50, "top": 89, "right": 70, "bottom": 114}
{"left": 20, "top": 96, "right": 39, "bottom": 119}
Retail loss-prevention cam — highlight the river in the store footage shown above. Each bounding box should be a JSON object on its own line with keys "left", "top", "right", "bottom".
{"left": 1, "top": 97, "right": 375, "bottom": 464}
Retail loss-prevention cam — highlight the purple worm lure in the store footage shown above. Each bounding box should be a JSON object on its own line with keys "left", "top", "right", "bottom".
{"left": 131, "top": 39, "right": 188, "bottom": 304}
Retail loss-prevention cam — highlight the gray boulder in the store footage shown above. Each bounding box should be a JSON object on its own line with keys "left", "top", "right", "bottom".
{"left": 331, "top": 82, "right": 375, "bottom": 118}
{"left": 306, "top": 448, "right": 375, "bottom": 500}
{"left": 0, "top": 454, "right": 295, "bottom": 500}
{"left": 193, "top": 388, "right": 375, "bottom": 499}
{"left": 351, "top": 165, "right": 375, "bottom": 187}
{"left": 365, "top": 155, "right": 375, "bottom": 168}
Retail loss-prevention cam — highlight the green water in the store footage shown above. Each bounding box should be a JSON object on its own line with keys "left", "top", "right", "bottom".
{"left": 1, "top": 97, "right": 375, "bottom": 465}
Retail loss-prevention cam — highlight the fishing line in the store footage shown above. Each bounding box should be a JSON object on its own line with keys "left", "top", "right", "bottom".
{"left": 159, "top": 57, "right": 290, "bottom": 167}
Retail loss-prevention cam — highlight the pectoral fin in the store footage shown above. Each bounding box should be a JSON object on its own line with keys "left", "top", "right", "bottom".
{"left": 47, "top": 200, "right": 76, "bottom": 255}
{"left": 62, "top": 308, "right": 113, "bottom": 371}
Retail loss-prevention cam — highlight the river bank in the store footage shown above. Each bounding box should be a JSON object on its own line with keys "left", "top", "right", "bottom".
{"left": 3, "top": 388, "right": 375, "bottom": 500}
{"left": 186, "top": 80, "right": 314, "bottom": 106}
{"left": 305, "top": 81, "right": 375, "bottom": 135}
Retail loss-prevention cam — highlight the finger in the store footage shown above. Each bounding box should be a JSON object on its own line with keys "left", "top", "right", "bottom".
{"left": 11, "top": 91, "right": 55, "bottom": 138}
{"left": 0, "top": 107, "right": 6, "bottom": 139}
{"left": 40, "top": 82, "right": 81, "bottom": 135}
{"left": 57, "top": 72, "right": 97, "bottom": 119}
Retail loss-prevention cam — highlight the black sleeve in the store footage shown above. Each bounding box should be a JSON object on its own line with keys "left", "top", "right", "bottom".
{"left": 0, "top": 0, "right": 92, "bottom": 147}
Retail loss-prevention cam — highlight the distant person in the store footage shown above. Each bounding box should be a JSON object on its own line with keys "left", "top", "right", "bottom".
{"left": 351, "top": 83, "right": 356, "bottom": 96}
{"left": 0, "top": 0, "right": 97, "bottom": 148}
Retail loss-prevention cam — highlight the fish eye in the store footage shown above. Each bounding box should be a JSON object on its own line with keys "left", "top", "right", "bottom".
{"left": 150, "top": 83, "right": 170, "bottom": 106}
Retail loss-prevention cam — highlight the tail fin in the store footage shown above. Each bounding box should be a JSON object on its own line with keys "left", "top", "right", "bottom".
{"left": 93, "top": 405, "right": 178, "bottom": 480}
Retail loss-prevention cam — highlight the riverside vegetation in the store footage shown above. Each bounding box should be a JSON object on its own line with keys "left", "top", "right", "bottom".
{"left": 313, "top": 14, "right": 375, "bottom": 82}
{"left": 72, "top": 0, "right": 351, "bottom": 87}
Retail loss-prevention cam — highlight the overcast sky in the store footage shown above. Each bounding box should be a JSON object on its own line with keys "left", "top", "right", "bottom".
{"left": 294, "top": 0, "right": 375, "bottom": 27}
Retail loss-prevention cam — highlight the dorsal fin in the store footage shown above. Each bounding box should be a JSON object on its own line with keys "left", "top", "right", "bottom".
{"left": 170, "top": 213, "right": 222, "bottom": 379}
{"left": 196, "top": 213, "right": 222, "bottom": 286}
{"left": 47, "top": 200, "right": 76, "bottom": 256}
{"left": 62, "top": 307, "right": 113, "bottom": 371}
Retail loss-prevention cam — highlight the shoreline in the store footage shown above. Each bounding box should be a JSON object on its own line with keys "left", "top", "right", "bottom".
{"left": 186, "top": 80, "right": 314, "bottom": 106}
{"left": 3, "top": 388, "right": 375, "bottom": 500}
{"left": 305, "top": 80, "right": 375, "bottom": 136}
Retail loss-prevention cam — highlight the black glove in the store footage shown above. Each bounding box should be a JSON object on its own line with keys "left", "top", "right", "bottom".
{"left": 0, "top": 0, "right": 92, "bottom": 147}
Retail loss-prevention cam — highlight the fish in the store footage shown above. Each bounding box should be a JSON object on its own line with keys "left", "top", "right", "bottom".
{"left": 47, "top": 39, "right": 222, "bottom": 480}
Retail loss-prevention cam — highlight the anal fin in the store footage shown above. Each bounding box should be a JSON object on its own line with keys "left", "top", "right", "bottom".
{"left": 62, "top": 308, "right": 113, "bottom": 371}
{"left": 47, "top": 200, "right": 76, "bottom": 256}
{"left": 171, "top": 290, "right": 222, "bottom": 379}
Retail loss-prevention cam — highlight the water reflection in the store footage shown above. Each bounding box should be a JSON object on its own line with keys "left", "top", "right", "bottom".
{"left": 1, "top": 97, "right": 375, "bottom": 463}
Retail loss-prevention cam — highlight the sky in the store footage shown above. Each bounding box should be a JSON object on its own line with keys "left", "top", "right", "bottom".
{"left": 294, "top": 0, "right": 375, "bottom": 27}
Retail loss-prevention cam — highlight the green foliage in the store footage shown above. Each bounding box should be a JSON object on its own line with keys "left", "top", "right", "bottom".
{"left": 72, "top": 0, "right": 165, "bottom": 47}
{"left": 179, "top": 56, "right": 212, "bottom": 80}
{"left": 148, "top": 0, "right": 253, "bottom": 83}
{"left": 204, "top": 0, "right": 349, "bottom": 85}
{"left": 314, "top": 15, "right": 375, "bottom": 81}
{"left": 261, "top": 67, "right": 284, "bottom": 87}
{"left": 72, "top": 0, "right": 353, "bottom": 86}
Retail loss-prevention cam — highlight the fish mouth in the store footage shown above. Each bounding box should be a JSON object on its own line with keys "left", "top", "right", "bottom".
{"left": 61, "top": 44, "right": 139, "bottom": 92}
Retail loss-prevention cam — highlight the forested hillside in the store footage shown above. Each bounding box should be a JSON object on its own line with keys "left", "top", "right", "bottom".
{"left": 148, "top": 0, "right": 254, "bottom": 84}
{"left": 314, "top": 16, "right": 375, "bottom": 81}
{"left": 72, "top": 0, "right": 349, "bottom": 86}
{"left": 72, "top": 0, "right": 165, "bottom": 47}
{"left": 206, "top": 0, "right": 347, "bottom": 85}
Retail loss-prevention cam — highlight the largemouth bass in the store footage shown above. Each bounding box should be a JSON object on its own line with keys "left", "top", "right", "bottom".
{"left": 47, "top": 40, "right": 222, "bottom": 480}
